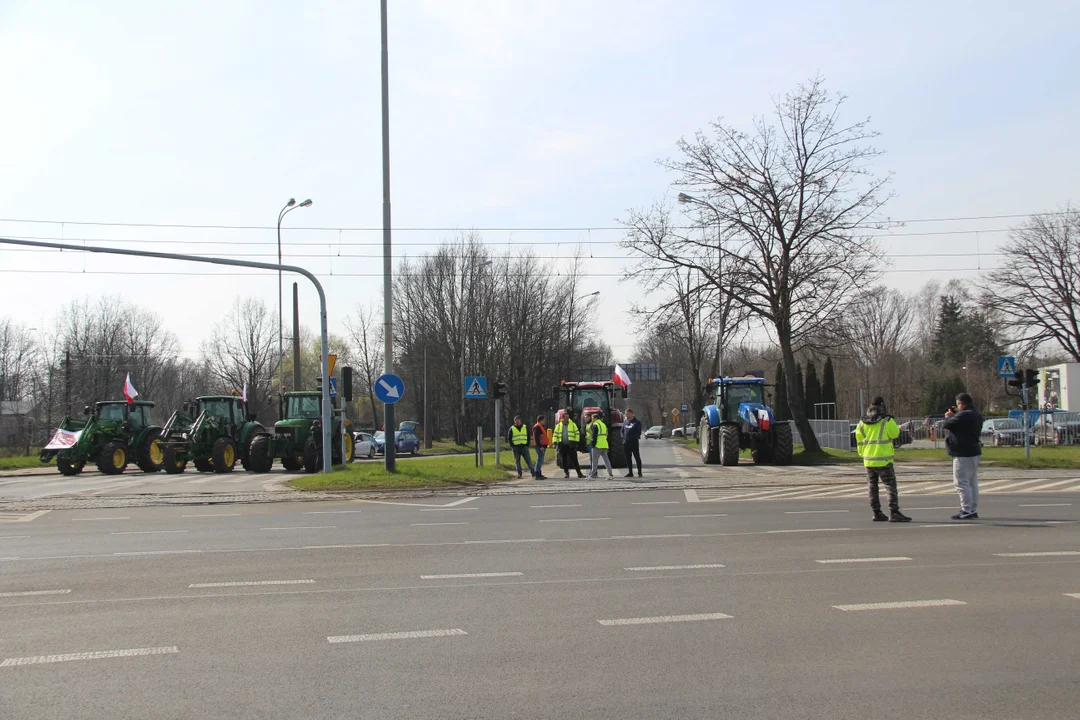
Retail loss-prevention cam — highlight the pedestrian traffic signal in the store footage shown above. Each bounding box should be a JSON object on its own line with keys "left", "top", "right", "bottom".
{"left": 1024, "top": 368, "right": 1039, "bottom": 388}
{"left": 493, "top": 381, "right": 508, "bottom": 399}
{"left": 342, "top": 367, "right": 353, "bottom": 402}
{"left": 1007, "top": 370, "right": 1023, "bottom": 389}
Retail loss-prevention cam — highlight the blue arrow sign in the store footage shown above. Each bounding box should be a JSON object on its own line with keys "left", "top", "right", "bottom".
{"left": 374, "top": 373, "right": 404, "bottom": 404}
{"left": 997, "top": 355, "right": 1017, "bottom": 378}
{"left": 328, "top": 377, "right": 338, "bottom": 397}
{"left": 464, "top": 376, "right": 487, "bottom": 399}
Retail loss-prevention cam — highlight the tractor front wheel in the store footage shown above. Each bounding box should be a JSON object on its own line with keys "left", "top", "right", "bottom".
{"left": 247, "top": 436, "right": 274, "bottom": 473}
{"left": 281, "top": 455, "right": 304, "bottom": 472}
{"left": 162, "top": 447, "right": 187, "bottom": 474}
{"left": 773, "top": 422, "right": 794, "bottom": 465}
{"left": 193, "top": 458, "right": 213, "bottom": 473}
{"left": 97, "top": 442, "right": 129, "bottom": 475}
{"left": 212, "top": 437, "right": 237, "bottom": 473}
{"left": 136, "top": 430, "right": 164, "bottom": 473}
{"left": 700, "top": 417, "right": 719, "bottom": 465}
{"left": 719, "top": 425, "right": 740, "bottom": 466}
{"left": 57, "top": 455, "right": 85, "bottom": 476}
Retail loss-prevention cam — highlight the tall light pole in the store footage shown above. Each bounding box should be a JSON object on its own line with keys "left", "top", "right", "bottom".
{"left": 678, "top": 192, "right": 725, "bottom": 378}
{"left": 277, "top": 197, "right": 312, "bottom": 417}
{"left": 566, "top": 291, "right": 600, "bottom": 381}
{"left": 380, "top": 0, "right": 396, "bottom": 471}
{"left": 461, "top": 260, "right": 493, "bottom": 441}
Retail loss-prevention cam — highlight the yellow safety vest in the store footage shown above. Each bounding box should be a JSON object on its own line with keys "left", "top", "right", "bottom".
{"left": 856, "top": 417, "right": 899, "bottom": 467}
{"left": 590, "top": 420, "right": 609, "bottom": 450}
{"left": 552, "top": 421, "right": 579, "bottom": 444}
{"left": 510, "top": 425, "right": 528, "bottom": 446}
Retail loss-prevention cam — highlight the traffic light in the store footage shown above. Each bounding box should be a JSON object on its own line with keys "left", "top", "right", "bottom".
{"left": 493, "top": 381, "right": 508, "bottom": 399}
{"left": 1007, "top": 370, "right": 1023, "bottom": 390}
{"left": 342, "top": 367, "right": 353, "bottom": 402}
{"left": 1024, "top": 369, "right": 1039, "bottom": 388}
{"left": 315, "top": 375, "right": 323, "bottom": 392}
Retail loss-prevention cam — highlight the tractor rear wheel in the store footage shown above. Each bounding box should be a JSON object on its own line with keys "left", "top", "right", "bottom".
{"left": 193, "top": 458, "right": 213, "bottom": 473}
{"left": 97, "top": 441, "right": 129, "bottom": 475}
{"left": 136, "top": 430, "right": 164, "bottom": 473}
{"left": 303, "top": 438, "right": 320, "bottom": 473}
{"left": 719, "top": 425, "right": 740, "bottom": 466}
{"left": 773, "top": 422, "right": 794, "bottom": 465}
{"left": 247, "top": 436, "right": 274, "bottom": 473}
{"left": 212, "top": 437, "right": 237, "bottom": 473}
{"left": 607, "top": 430, "right": 626, "bottom": 469}
{"left": 281, "top": 454, "right": 303, "bottom": 472}
{"left": 699, "top": 417, "right": 719, "bottom": 465}
{"left": 57, "top": 455, "right": 84, "bottom": 476}
{"left": 162, "top": 447, "right": 187, "bottom": 474}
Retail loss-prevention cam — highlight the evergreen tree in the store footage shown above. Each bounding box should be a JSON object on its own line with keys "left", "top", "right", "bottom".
{"left": 932, "top": 295, "right": 971, "bottom": 368}
{"left": 793, "top": 362, "right": 804, "bottom": 419}
{"left": 821, "top": 357, "right": 837, "bottom": 419}
{"left": 804, "top": 360, "right": 822, "bottom": 419}
{"left": 774, "top": 361, "right": 790, "bottom": 421}
{"left": 923, "top": 376, "right": 967, "bottom": 415}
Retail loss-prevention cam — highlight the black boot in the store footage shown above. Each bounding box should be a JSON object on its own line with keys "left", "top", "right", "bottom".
{"left": 890, "top": 510, "right": 911, "bottom": 523}
{"left": 872, "top": 509, "right": 889, "bottom": 522}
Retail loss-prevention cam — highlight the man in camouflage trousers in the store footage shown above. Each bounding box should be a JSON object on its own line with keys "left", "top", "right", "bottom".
{"left": 855, "top": 396, "right": 912, "bottom": 523}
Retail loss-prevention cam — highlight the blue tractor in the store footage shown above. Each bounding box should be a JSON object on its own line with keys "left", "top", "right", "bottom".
{"left": 697, "top": 376, "right": 793, "bottom": 466}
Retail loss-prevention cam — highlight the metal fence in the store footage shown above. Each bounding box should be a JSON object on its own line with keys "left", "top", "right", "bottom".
{"left": 791, "top": 419, "right": 853, "bottom": 451}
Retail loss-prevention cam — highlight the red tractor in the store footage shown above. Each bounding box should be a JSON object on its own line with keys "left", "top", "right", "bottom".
{"left": 555, "top": 381, "right": 627, "bottom": 468}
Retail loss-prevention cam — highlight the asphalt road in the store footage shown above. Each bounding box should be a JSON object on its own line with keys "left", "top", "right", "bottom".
{"left": 1, "top": 484, "right": 1078, "bottom": 719}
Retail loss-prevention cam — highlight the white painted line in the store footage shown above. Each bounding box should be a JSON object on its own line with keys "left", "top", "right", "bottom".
{"left": 304, "top": 510, "right": 364, "bottom": 514}
{"left": 611, "top": 533, "right": 691, "bottom": 539}
{"left": 260, "top": 526, "right": 337, "bottom": 531}
{"left": 919, "top": 524, "right": 973, "bottom": 528}
{"left": 624, "top": 564, "right": 725, "bottom": 572}
{"left": 987, "top": 479, "right": 1057, "bottom": 493}
{"left": 905, "top": 506, "right": 958, "bottom": 511}
{"left": 443, "top": 497, "right": 478, "bottom": 507}
{"left": 1019, "top": 503, "right": 1072, "bottom": 508}
{"left": 598, "top": 612, "right": 732, "bottom": 626}
{"left": 816, "top": 557, "right": 912, "bottom": 564}
{"left": 0, "top": 589, "right": 71, "bottom": 598}
{"left": 411, "top": 522, "right": 470, "bottom": 526}
{"left": 0, "top": 646, "right": 179, "bottom": 667}
{"left": 538, "top": 517, "right": 610, "bottom": 523}
{"left": 993, "top": 551, "right": 1080, "bottom": 557}
{"left": 1046, "top": 521, "right": 1077, "bottom": 525}
{"left": 632, "top": 501, "right": 680, "bottom": 505}
{"left": 114, "top": 550, "right": 202, "bottom": 556}
{"left": 785, "top": 510, "right": 850, "bottom": 514}
{"left": 463, "top": 538, "right": 545, "bottom": 545}
{"left": 766, "top": 528, "right": 850, "bottom": 534}
{"left": 328, "top": 629, "right": 467, "bottom": 643}
{"left": 71, "top": 517, "right": 130, "bottom": 522}
{"left": 530, "top": 504, "right": 581, "bottom": 508}
{"left": 418, "top": 508, "right": 478, "bottom": 512}
{"left": 111, "top": 530, "right": 189, "bottom": 536}
{"left": 0, "top": 536, "right": 30, "bottom": 540}
{"left": 184, "top": 477, "right": 217, "bottom": 485}
{"left": 182, "top": 513, "right": 242, "bottom": 518}
{"left": 0, "top": 557, "right": 19, "bottom": 561}
{"left": 833, "top": 599, "right": 966, "bottom": 612}
{"left": 663, "top": 514, "right": 728, "bottom": 518}
{"left": 420, "top": 572, "right": 522, "bottom": 580}
{"left": 1065, "top": 593, "right": 1080, "bottom": 599}
{"left": 189, "top": 579, "right": 315, "bottom": 588}
{"left": 683, "top": 489, "right": 701, "bottom": 503}
{"left": 1020, "top": 479, "right": 1080, "bottom": 492}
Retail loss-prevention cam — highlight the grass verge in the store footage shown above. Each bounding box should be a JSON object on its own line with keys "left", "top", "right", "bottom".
{"left": 0, "top": 454, "right": 46, "bottom": 471}
{"left": 288, "top": 454, "right": 512, "bottom": 491}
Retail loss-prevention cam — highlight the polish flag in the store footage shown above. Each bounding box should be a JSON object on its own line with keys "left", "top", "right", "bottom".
{"left": 242, "top": 382, "right": 248, "bottom": 404}
{"left": 613, "top": 364, "right": 631, "bottom": 389}
{"left": 123, "top": 374, "right": 139, "bottom": 404}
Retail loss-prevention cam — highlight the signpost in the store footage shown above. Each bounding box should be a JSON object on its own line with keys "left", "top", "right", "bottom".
{"left": 375, "top": 373, "right": 403, "bottom": 404}
{"left": 998, "top": 356, "right": 1016, "bottom": 378}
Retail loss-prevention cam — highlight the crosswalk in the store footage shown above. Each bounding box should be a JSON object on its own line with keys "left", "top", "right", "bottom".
{"left": 686, "top": 477, "right": 1080, "bottom": 502}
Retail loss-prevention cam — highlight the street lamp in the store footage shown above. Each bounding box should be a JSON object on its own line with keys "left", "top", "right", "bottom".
{"left": 277, "top": 198, "right": 312, "bottom": 417}
{"left": 460, "top": 260, "right": 494, "bottom": 436}
{"left": 677, "top": 192, "right": 726, "bottom": 378}
{"left": 566, "top": 290, "right": 600, "bottom": 380}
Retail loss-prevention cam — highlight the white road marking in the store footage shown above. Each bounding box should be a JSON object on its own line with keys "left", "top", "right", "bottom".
{"left": 833, "top": 599, "right": 966, "bottom": 612}
{"left": 598, "top": 612, "right": 732, "bottom": 626}
{"left": 71, "top": 517, "right": 130, "bottom": 522}
{"left": 816, "top": 557, "right": 912, "bottom": 564}
{"left": 184, "top": 477, "right": 217, "bottom": 484}
{"left": 611, "top": 533, "right": 691, "bottom": 539}
{"left": 530, "top": 504, "right": 582, "bottom": 508}
{"left": 1019, "top": 503, "right": 1072, "bottom": 507}
{"left": 111, "top": 530, "right": 189, "bottom": 535}
{"left": 328, "top": 629, "right": 467, "bottom": 643}
{"left": 683, "top": 489, "right": 701, "bottom": 503}
{"left": 261, "top": 526, "right": 337, "bottom": 531}
{"left": 905, "top": 506, "right": 958, "bottom": 511}
{"left": 443, "top": 497, "right": 478, "bottom": 507}
{"left": 189, "top": 580, "right": 315, "bottom": 588}
{"left": 986, "top": 479, "right": 1057, "bottom": 493}
{"left": 663, "top": 514, "right": 728, "bottom": 518}
{"left": 538, "top": 517, "right": 610, "bottom": 523}
{"left": 632, "top": 501, "right": 680, "bottom": 505}
{"left": 421, "top": 572, "right": 523, "bottom": 579}
{"left": 1, "top": 557, "right": 19, "bottom": 561}
{"left": 767, "top": 528, "right": 850, "bottom": 534}
{"left": 304, "top": 510, "right": 364, "bottom": 514}
{"left": 1065, "top": 593, "right": 1080, "bottom": 599}
{"left": 182, "top": 513, "right": 242, "bottom": 518}
{"left": 411, "top": 522, "right": 470, "bottom": 526}
{"left": 0, "top": 536, "right": 30, "bottom": 540}
{"left": 1022, "top": 479, "right": 1080, "bottom": 492}
{"left": 0, "top": 510, "right": 51, "bottom": 523}
{"left": 993, "top": 551, "right": 1080, "bottom": 557}
{"left": 418, "top": 508, "right": 478, "bottom": 512}
{"left": 918, "top": 524, "right": 973, "bottom": 528}
{"left": 114, "top": 550, "right": 202, "bottom": 556}
{"left": 624, "top": 564, "right": 725, "bottom": 572}
{"left": 0, "top": 646, "right": 178, "bottom": 667}
{"left": 0, "top": 589, "right": 71, "bottom": 598}
{"left": 784, "top": 510, "right": 849, "bottom": 514}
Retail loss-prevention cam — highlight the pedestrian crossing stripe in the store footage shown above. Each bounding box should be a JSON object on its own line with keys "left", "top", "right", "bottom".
{"left": 686, "top": 478, "right": 1080, "bottom": 502}
{"left": 0, "top": 510, "right": 51, "bottom": 523}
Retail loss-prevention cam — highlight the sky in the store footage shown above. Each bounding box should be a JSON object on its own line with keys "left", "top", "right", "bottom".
{"left": 1, "top": 0, "right": 1078, "bottom": 365}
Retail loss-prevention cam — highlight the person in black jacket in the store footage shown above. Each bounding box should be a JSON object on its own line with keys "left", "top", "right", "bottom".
{"left": 621, "top": 408, "right": 643, "bottom": 478}
{"left": 943, "top": 393, "right": 983, "bottom": 519}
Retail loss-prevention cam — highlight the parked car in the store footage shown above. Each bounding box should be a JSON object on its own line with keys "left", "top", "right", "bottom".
{"left": 353, "top": 431, "right": 377, "bottom": 458}
{"left": 374, "top": 425, "right": 421, "bottom": 455}
{"left": 981, "top": 418, "right": 1033, "bottom": 447}
{"left": 671, "top": 427, "right": 685, "bottom": 437}
{"left": 1032, "top": 415, "right": 1080, "bottom": 445}
{"left": 644, "top": 425, "right": 664, "bottom": 439}
{"left": 685, "top": 424, "right": 697, "bottom": 437}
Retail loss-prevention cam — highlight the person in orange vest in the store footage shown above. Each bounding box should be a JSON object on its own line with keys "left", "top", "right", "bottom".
{"left": 531, "top": 414, "right": 549, "bottom": 479}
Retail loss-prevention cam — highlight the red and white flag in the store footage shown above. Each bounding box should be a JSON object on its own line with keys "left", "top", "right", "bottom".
{"left": 613, "top": 364, "right": 631, "bottom": 389}
{"left": 242, "top": 382, "right": 248, "bottom": 403}
{"left": 123, "top": 374, "right": 139, "bottom": 404}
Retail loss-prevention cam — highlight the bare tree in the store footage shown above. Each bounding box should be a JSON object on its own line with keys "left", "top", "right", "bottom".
{"left": 982, "top": 209, "right": 1080, "bottom": 361}
{"left": 345, "top": 304, "right": 385, "bottom": 429}
{"left": 0, "top": 318, "right": 37, "bottom": 403}
{"left": 201, "top": 297, "right": 276, "bottom": 420}
{"left": 622, "top": 78, "right": 889, "bottom": 451}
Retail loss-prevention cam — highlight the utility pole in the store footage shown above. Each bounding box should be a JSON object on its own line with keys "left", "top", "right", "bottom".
{"left": 494, "top": 397, "right": 501, "bottom": 466}
{"left": 292, "top": 283, "right": 302, "bottom": 392}
{"left": 380, "top": 0, "right": 396, "bottom": 471}
{"left": 423, "top": 345, "right": 431, "bottom": 449}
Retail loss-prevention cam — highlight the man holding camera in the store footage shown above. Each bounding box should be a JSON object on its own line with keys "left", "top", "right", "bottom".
{"left": 944, "top": 393, "right": 982, "bottom": 519}
{"left": 855, "top": 396, "right": 911, "bottom": 523}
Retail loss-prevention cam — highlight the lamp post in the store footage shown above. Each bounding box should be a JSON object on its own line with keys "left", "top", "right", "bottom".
{"left": 677, "top": 192, "right": 725, "bottom": 377}
{"left": 566, "top": 291, "right": 600, "bottom": 381}
{"left": 277, "top": 198, "right": 312, "bottom": 417}
{"left": 461, "top": 260, "right": 493, "bottom": 443}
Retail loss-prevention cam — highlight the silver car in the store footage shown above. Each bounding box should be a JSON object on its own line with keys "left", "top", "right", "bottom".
{"left": 352, "top": 431, "right": 377, "bottom": 458}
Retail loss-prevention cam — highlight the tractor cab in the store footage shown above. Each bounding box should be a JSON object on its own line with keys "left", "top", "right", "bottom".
{"left": 707, "top": 377, "right": 767, "bottom": 424}
{"left": 281, "top": 392, "right": 322, "bottom": 426}
{"left": 196, "top": 396, "right": 247, "bottom": 431}
{"left": 95, "top": 401, "right": 155, "bottom": 430}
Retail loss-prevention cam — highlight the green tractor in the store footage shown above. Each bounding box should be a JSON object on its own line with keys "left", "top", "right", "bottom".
{"left": 247, "top": 391, "right": 353, "bottom": 473}
{"left": 158, "top": 395, "right": 267, "bottom": 474}
{"left": 40, "top": 401, "right": 164, "bottom": 476}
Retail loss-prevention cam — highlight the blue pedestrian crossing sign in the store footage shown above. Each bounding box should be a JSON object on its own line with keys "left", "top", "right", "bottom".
{"left": 328, "top": 377, "right": 338, "bottom": 397}
{"left": 997, "top": 356, "right": 1017, "bottom": 378}
{"left": 374, "top": 373, "right": 404, "bottom": 404}
{"left": 465, "top": 376, "right": 487, "bottom": 399}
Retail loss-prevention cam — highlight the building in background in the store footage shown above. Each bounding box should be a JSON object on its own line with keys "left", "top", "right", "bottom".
{"left": 0, "top": 401, "right": 35, "bottom": 452}
{"left": 1038, "top": 363, "right": 1080, "bottom": 411}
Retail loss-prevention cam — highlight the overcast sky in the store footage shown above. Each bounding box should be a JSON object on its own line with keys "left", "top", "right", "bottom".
{"left": 2, "top": 0, "right": 1078, "bottom": 364}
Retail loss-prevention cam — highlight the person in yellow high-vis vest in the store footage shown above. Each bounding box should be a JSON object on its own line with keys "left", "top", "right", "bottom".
{"left": 586, "top": 412, "right": 614, "bottom": 480}
{"left": 552, "top": 409, "right": 584, "bottom": 478}
{"left": 855, "top": 397, "right": 911, "bottom": 523}
{"left": 507, "top": 415, "right": 532, "bottom": 479}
